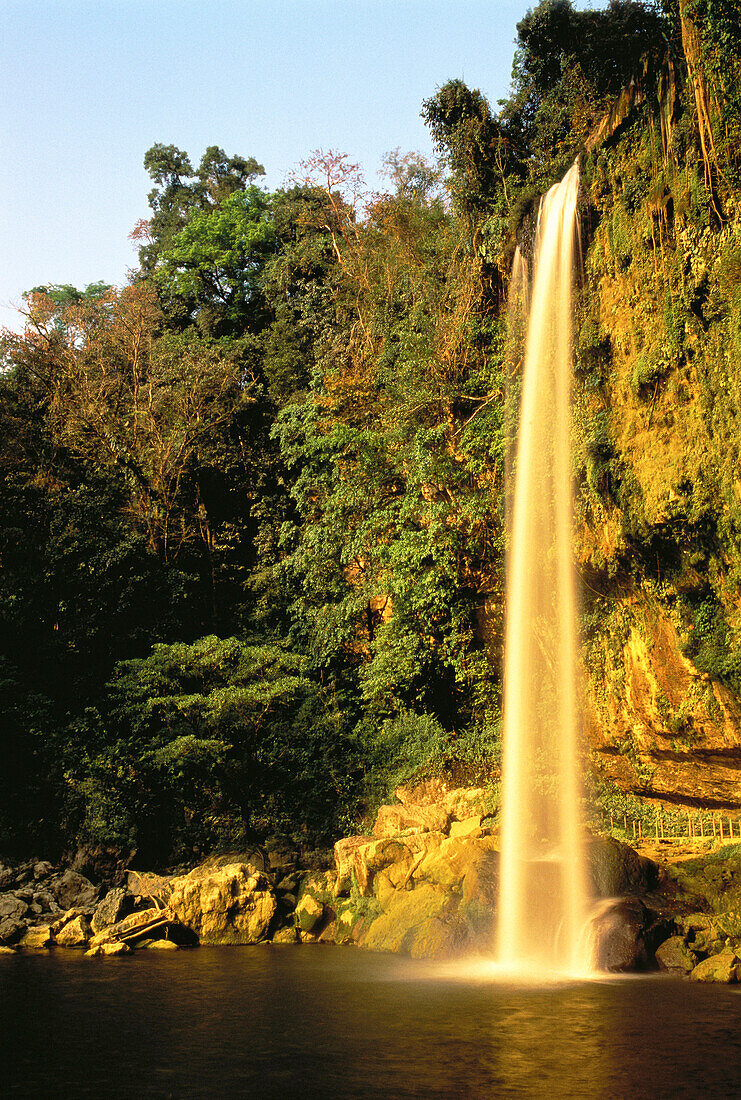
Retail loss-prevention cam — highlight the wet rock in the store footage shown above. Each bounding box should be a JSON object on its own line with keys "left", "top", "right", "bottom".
{"left": 55, "top": 914, "right": 92, "bottom": 947}
{"left": 272, "top": 926, "right": 299, "bottom": 944}
{"left": 91, "top": 887, "right": 134, "bottom": 934}
{"left": 655, "top": 935, "right": 696, "bottom": 974}
{"left": 361, "top": 883, "right": 452, "bottom": 956}
{"left": 49, "top": 870, "right": 98, "bottom": 911}
{"left": 20, "top": 925, "right": 54, "bottom": 949}
{"left": 690, "top": 949, "right": 741, "bottom": 983}
{"left": 144, "top": 938, "right": 178, "bottom": 950}
{"left": 167, "top": 863, "right": 276, "bottom": 945}
{"left": 588, "top": 836, "right": 659, "bottom": 898}
{"left": 588, "top": 898, "right": 654, "bottom": 972}
{"left": 86, "top": 941, "right": 130, "bottom": 957}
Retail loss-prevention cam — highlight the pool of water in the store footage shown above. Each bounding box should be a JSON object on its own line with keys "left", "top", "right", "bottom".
{"left": 2, "top": 946, "right": 740, "bottom": 1098}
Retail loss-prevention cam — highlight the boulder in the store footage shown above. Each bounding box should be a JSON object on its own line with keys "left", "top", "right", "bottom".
{"left": 145, "top": 938, "right": 178, "bottom": 950}
{"left": 0, "top": 945, "right": 17, "bottom": 954}
{"left": 0, "top": 894, "right": 29, "bottom": 944}
{"left": 91, "top": 888, "right": 134, "bottom": 934}
{"left": 272, "top": 926, "right": 299, "bottom": 944}
{"left": 167, "top": 863, "right": 276, "bottom": 945}
{"left": 55, "top": 914, "right": 92, "bottom": 947}
{"left": 333, "top": 836, "right": 374, "bottom": 895}
{"left": 353, "top": 835, "right": 439, "bottom": 897}
{"left": 587, "top": 898, "right": 653, "bottom": 972}
{"left": 655, "top": 935, "right": 696, "bottom": 975}
{"left": 395, "top": 779, "right": 448, "bottom": 807}
{"left": 295, "top": 894, "right": 324, "bottom": 934}
{"left": 588, "top": 837, "right": 659, "bottom": 898}
{"left": 360, "top": 883, "right": 452, "bottom": 955}
{"left": 373, "top": 803, "right": 449, "bottom": 840}
{"left": 49, "top": 870, "right": 98, "bottom": 911}
{"left": 444, "top": 788, "right": 490, "bottom": 822}
{"left": 20, "top": 925, "right": 53, "bottom": 949}
{"left": 449, "top": 817, "right": 482, "bottom": 839}
{"left": 86, "top": 941, "right": 130, "bottom": 957}
{"left": 33, "top": 861, "right": 54, "bottom": 880}
{"left": 690, "top": 949, "right": 741, "bottom": 983}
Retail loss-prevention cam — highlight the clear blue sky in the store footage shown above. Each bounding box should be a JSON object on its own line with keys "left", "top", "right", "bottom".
{"left": 1, "top": 0, "right": 604, "bottom": 331}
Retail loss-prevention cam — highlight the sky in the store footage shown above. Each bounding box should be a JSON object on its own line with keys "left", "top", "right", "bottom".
{"left": 1, "top": 0, "right": 604, "bottom": 332}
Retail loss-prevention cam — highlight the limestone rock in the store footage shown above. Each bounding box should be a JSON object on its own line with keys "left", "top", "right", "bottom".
{"left": 55, "top": 914, "right": 92, "bottom": 947}
{"left": 334, "top": 836, "right": 374, "bottom": 895}
{"left": 353, "top": 835, "right": 440, "bottom": 897}
{"left": 449, "top": 817, "right": 482, "bottom": 839}
{"left": 295, "top": 894, "right": 324, "bottom": 934}
{"left": 655, "top": 935, "right": 696, "bottom": 974}
{"left": 91, "top": 887, "right": 134, "bottom": 934}
{"left": 0, "top": 945, "right": 17, "bottom": 954}
{"left": 444, "top": 788, "right": 490, "bottom": 822}
{"left": 167, "top": 862, "right": 276, "bottom": 945}
{"left": 86, "top": 941, "right": 131, "bottom": 957}
{"left": 361, "top": 883, "right": 451, "bottom": 955}
{"left": 272, "top": 926, "right": 299, "bottom": 944}
{"left": 49, "top": 870, "right": 98, "bottom": 911}
{"left": 394, "top": 779, "right": 448, "bottom": 807}
{"left": 145, "top": 938, "right": 178, "bottom": 950}
{"left": 33, "top": 861, "right": 54, "bottom": 880}
{"left": 20, "top": 925, "right": 53, "bottom": 949}
{"left": 373, "top": 803, "right": 449, "bottom": 840}
{"left": 690, "top": 949, "right": 741, "bottom": 983}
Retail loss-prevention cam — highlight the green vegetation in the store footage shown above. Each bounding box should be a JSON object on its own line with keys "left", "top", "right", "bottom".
{"left": 2, "top": 0, "right": 740, "bottom": 864}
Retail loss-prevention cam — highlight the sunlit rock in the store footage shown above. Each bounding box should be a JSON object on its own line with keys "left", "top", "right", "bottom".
{"left": 20, "top": 925, "right": 53, "bottom": 949}
{"left": 690, "top": 949, "right": 741, "bottom": 983}
{"left": 55, "top": 914, "right": 92, "bottom": 947}
{"left": 295, "top": 894, "right": 323, "bottom": 934}
{"left": 166, "top": 862, "right": 276, "bottom": 945}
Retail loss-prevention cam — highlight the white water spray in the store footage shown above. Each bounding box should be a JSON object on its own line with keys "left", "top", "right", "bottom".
{"left": 496, "top": 161, "right": 592, "bottom": 977}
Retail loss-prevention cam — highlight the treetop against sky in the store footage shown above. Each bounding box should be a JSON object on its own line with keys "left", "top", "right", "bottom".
{"left": 0, "top": 0, "right": 608, "bottom": 331}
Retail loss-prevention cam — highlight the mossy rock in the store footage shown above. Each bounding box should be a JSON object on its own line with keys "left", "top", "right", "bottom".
{"left": 690, "top": 949, "right": 741, "bottom": 983}
{"left": 655, "top": 935, "right": 696, "bottom": 974}
{"left": 360, "top": 884, "right": 450, "bottom": 955}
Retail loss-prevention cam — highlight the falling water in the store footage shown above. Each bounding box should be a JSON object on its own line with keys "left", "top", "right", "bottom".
{"left": 496, "top": 161, "right": 592, "bottom": 976}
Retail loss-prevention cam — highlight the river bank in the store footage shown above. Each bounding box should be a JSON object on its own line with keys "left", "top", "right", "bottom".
{"left": 3, "top": 781, "right": 741, "bottom": 983}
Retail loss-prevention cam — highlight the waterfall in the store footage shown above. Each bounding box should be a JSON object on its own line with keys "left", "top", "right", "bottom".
{"left": 496, "top": 161, "right": 592, "bottom": 976}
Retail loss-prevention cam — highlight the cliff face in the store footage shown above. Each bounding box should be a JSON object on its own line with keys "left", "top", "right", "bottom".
{"left": 574, "top": 51, "right": 741, "bottom": 810}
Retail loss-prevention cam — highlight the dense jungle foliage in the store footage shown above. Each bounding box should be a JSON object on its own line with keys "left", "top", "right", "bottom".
{"left": 2, "top": 0, "right": 740, "bottom": 865}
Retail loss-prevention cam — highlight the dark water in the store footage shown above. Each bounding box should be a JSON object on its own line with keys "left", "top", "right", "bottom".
{"left": 2, "top": 947, "right": 741, "bottom": 1099}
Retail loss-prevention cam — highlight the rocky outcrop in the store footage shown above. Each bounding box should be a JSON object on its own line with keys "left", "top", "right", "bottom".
{"left": 586, "top": 599, "right": 741, "bottom": 811}
{"left": 165, "top": 862, "right": 276, "bottom": 945}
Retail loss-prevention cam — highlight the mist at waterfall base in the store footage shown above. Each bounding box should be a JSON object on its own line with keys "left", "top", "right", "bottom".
{"left": 496, "top": 161, "right": 594, "bottom": 978}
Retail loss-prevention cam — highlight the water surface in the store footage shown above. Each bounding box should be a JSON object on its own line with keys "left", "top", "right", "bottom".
{"left": 1, "top": 946, "right": 740, "bottom": 1098}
